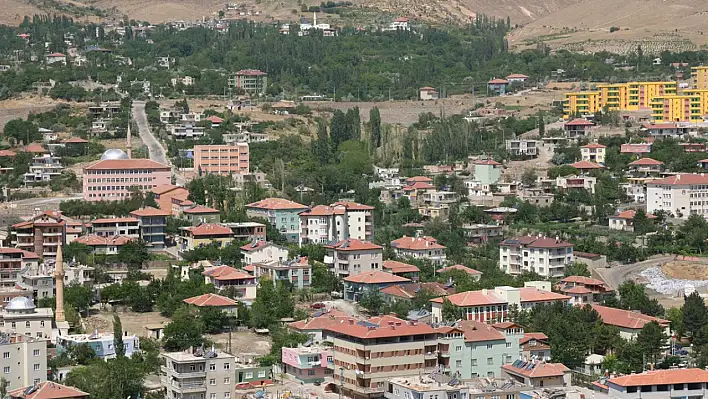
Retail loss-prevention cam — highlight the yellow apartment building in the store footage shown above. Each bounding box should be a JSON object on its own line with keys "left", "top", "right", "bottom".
{"left": 596, "top": 83, "right": 630, "bottom": 111}
{"left": 650, "top": 95, "right": 702, "bottom": 122}
{"left": 692, "top": 66, "right": 708, "bottom": 89}
{"left": 562, "top": 91, "right": 601, "bottom": 119}
{"left": 684, "top": 89, "right": 708, "bottom": 116}
{"left": 596, "top": 82, "right": 676, "bottom": 111}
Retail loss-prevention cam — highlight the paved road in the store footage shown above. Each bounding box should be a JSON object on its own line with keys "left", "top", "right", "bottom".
{"left": 131, "top": 101, "right": 185, "bottom": 186}
{"left": 595, "top": 255, "right": 677, "bottom": 290}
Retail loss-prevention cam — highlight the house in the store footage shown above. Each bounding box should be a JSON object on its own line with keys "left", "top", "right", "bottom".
{"left": 501, "top": 361, "right": 571, "bottom": 388}
{"left": 8, "top": 382, "right": 88, "bottom": 399}
{"left": 169, "top": 124, "right": 205, "bottom": 140}
{"left": 520, "top": 332, "right": 550, "bottom": 361}
{"left": 252, "top": 256, "right": 312, "bottom": 290}
{"left": 574, "top": 251, "right": 608, "bottom": 270}
{"left": 570, "top": 160, "right": 604, "bottom": 174}
{"left": 202, "top": 265, "right": 257, "bottom": 299}
{"left": 460, "top": 223, "right": 503, "bottom": 244}
{"left": 402, "top": 181, "right": 436, "bottom": 205}
{"left": 564, "top": 118, "right": 594, "bottom": 138}
{"left": 391, "top": 234, "right": 447, "bottom": 265}
{"left": 499, "top": 235, "right": 574, "bottom": 278}
{"left": 88, "top": 217, "right": 139, "bottom": 238}
{"left": 183, "top": 293, "right": 238, "bottom": 314}
{"left": 628, "top": 158, "right": 664, "bottom": 177}
{"left": 603, "top": 368, "right": 708, "bottom": 399}
{"left": 620, "top": 143, "right": 652, "bottom": 156}
{"left": 222, "top": 222, "right": 266, "bottom": 241}
{"left": 129, "top": 207, "right": 169, "bottom": 250}
{"left": 680, "top": 142, "right": 705, "bottom": 152}
{"left": 381, "top": 260, "right": 420, "bottom": 281}
{"left": 183, "top": 204, "right": 221, "bottom": 225}
{"left": 506, "top": 139, "right": 539, "bottom": 157}
{"left": 11, "top": 211, "right": 81, "bottom": 259}
{"left": 281, "top": 345, "right": 332, "bottom": 383}
{"left": 298, "top": 201, "right": 375, "bottom": 245}
{"left": 641, "top": 122, "right": 694, "bottom": 139}
{"left": 287, "top": 308, "right": 351, "bottom": 343}
{"left": 580, "top": 143, "right": 606, "bottom": 164}
{"left": 488, "top": 78, "right": 509, "bottom": 95}
{"left": 343, "top": 270, "right": 410, "bottom": 301}
{"left": 437, "top": 264, "right": 483, "bottom": 281}
{"left": 385, "top": 376, "right": 528, "bottom": 399}
{"left": 472, "top": 160, "right": 502, "bottom": 185}
{"left": 557, "top": 276, "right": 613, "bottom": 305}
{"left": 24, "top": 154, "right": 63, "bottom": 184}
{"left": 555, "top": 175, "right": 597, "bottom": 194}
{"left": 0, "top": 248, "right": 40, "bottom": 289}
{"left": 506, "top": 74, "right": 529, "bottom": 83}
{"left": 591, "top": 304, "right": 670, "bottom": 339}
{"left": 324, "top": 239, "right": 383, "bottom": 278}
{"left": 419, "top": 87, "right": 439, "bottom": 100}
{"left": 386, "top": 16, "right": 410, "bottom": 31}
{"left": 240, "top": 240, "right": 289, "bottom": 265}
{"left": 379, "top": 282, "right": 452, "bottom": 304}
{"left": 609, "top": 209, "right": 657, "bottom": 232}
{"left": 73, "top": 235, "right": 135, "bottom": 255}
{"left": 228, "top": 69, "right": 267, "bottom": 95}
{"left": 57, "top": 331, "right": 139, "bottom": 360}
{"left": 45, "top": 53, "right": 67, "bottom": 65}
{"left": 246, "top": 198, "right": 307, "bottom": 243}
{"left": 178, "top": 224, "right": 233, "bottom": 252}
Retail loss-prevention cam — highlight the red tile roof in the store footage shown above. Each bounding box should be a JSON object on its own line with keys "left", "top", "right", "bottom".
{"left": 0, "top": 150, "right": 17, "bottom": 157}
{"left": 560, "top": 276, "right": 606, "bottom": 286}
{"left": 641, "top": 123, "right": 682, "bottom": 130}
{"left": 288, "top": 309, "right": 353, "bottom": 331}
{"left": 591, "top": 304, "right": 669, "bottom": 330}
{"left": 184, "top": 293, "right": 238, "bottom": 307}
{"left": 431, "top": 289, "right": 506, "bottom": 306}
{"left": 74, "top": 234, "right": 135, "bottom": 246}
{"left": 325, "top": 239, "right": 382, "bottom": 252}
{"left": 236, "top": 69, "right": 266, "bottom": 76}
{"left": 0, "top": 248, "right": 39, "bottom": 259}
{"left": 246, "top": 198, "right": 306, "bottom": 210}
{"left": 519, "top": 332, "right": 548, "bottom": 345}
{"left": 240, "top": 240, "right": 278, "bottom": 252}
{"left": 648, "top": 173, "right": 708, "bottom": 186}
{"left": 620, "top": 143, "right": 652, "bottom": 153}
{"left": 570, "top": 160, "right": 604, "bottom": 169}
{"left": 506, "top": 74, "right": 529, "bottom": 79}
{"left": 61, "top": 137, "right": 89, "bottom": 144}
{"left": 519, "top": 287, "right": 570, "bottom": 303}
{"left": 611, "top": 210, "right": 657, "bottom": 220}
{"left": 343, "top": 270, "right": 410, "bottom": 284}
{"left": 183, "top": 204, "right": 220, "bottom": 214}
{"left": 629, "top": 157, "right": 663, "bottom": 166}
{"left": 85, "top": 159, "right": 170, "bottom": 170}
{"left": 581, "top": 143, "right": 606, "bottom": 149}
{"left": 565, "top": 118, "right": 594, "bottom": 127}
{"left": 382, "top": 260, "right": 420, "bottom": 274}
{"left": 489, "top": 78, "right": 509, "bottom": 84}
{"left": 324, "top": 315, "right": 435, "bottom": 339}
{"left": 403, "top": 182, "right": 436, "bottom": 191}
{"left": 502, "top": 362, "right": 569, "bottom": 378}
{"left": 152, "top": 184, "right": 184, "bottom": 195}
{"left": 25, "top": 143, "right": 47, "bottom": 153}
{"left": 90, "top": 217, "right": 139, "bottom": 224}
{"left": 457, "top": 320, "right": 505, "bottom": 342}
{"left": 47, "top": 52, "right": 66, "bottom": 57}
{"left": 474, "top": 159, "right": 502, "bottom": 166}
{"left": 608, "top": 368, "right": 708, "bottom": 387}
{"left": 184, "top": 223, "right": 233, "bottom": 236}
{"left": 242, "top": 264, "right": 255, "bottom": 272}
{"left": 202, "top": 265, "right": 255, "bottom": 281}
{"left": 330, "top": 201, "right": 375, "bottom": 211}
{"left": 206, "top": 115, "right": 224, "bottom": 123}
{"left": 391, "top": 236, "right": 446, "bottom": 250}
{"left": 420, "top": 86, "right": 438, "bottom": 91}
{"left": 438, "top": 264, "right": 482, "bottom": 275}
{"left": 9, "top": 382, "right": 88, "bottom": 399}
{"left": 130, "top": 207, "right": 170, "bottom": 217}
{"left": 380, "top": 282, "right": 452, "bottom": 299}
{"left": 564, "top": 286, "right": 592, "bottom": 294}
{"left": 299, "top": 205, "right": 345, "bottom": 216}
{"left": 406, "top": 176, "right": 433, "bottom": 183}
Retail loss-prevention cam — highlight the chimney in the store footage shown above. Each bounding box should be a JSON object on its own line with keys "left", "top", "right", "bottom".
{"left": 348, "top": 319, "right": 354, "bottom": 325}
{"left": 482, "top": 289, "right": 488, "bottom": 295}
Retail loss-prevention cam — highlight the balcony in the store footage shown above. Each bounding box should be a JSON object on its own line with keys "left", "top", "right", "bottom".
{"left": 160, "top": 366, "right": 206, "bottom": 378}
{"left": 170, "top": 382, "right": 206, "bottom": 393}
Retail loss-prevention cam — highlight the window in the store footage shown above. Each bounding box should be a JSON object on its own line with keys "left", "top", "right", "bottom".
{"left": 34, "top": 364, "right": 40, "bottom": 371}
{"left": 308, "top": 370, "right": 316, "bottom": 376}
{"left": 486, "top": 344, "right": 492, "bottom": 350}
{"left": 258, "top": 370, "right": 266, "bottom": 378}
{"left": 40, "top": 321, "right": 45, "bottom": 327}
{"left": 211, "top": 394, "right": 216, "bottom": 399}
{"left": 3, "top": 367, "right": 9, "bottom": 374}
{"left": 455, "top": 346, "right": 462, "bottom": 352}
{"left": 470, "top": 359, "right": 477, "bottom": 366}
{"left": 455, "top": 360, "right": 462, "bottom": 367}
{"left": 11, "top": 322, "right": 15, "bottom": 328}
{"left": 33, "top": 379, "right": 41, "bottom": 386}
{"left": 224, "top": 378, "right": 230, "bottom": 384}
{"left": 245, "top": 372, "right": 253, "bottom": 379}
{"left": 224, "top": 393, "right": 230, "bottom": 399}
{"left": 26, "top": 321, "right": 30, "bottom": 328}
{"left": 505, "top": 342, "right": 512, "bottom": 348}
{"left": 209, "top": 363, "right": 216, "bottom": 371}
{"left": 487, "top": 357, "right": 493, "bottom": 365}
{"left": 190, "top": 364, "right": 197, "bottom": 371}
{"left": 223, "top": 363, "right": 230, "bottom": 370}
{"left": 210, "top": 379, "right": 216, "bottom": 386}
{"left": 2, "top": 352, "right": 8, "bottom": 359}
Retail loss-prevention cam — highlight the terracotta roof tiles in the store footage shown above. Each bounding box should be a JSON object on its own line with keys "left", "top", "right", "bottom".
{"left": 184, "top": 293, "right": 238, "bottom": 307}
{"left": 502, "top": 362, "right": 569, "bottom": 378}
{"left": 382, "top": 260, "right": 420, "bottom": 274}
{"left": 85, "top": 159, "right": 170, "bottom": 170}
{"left": 130, "top": 207, "right": 170, "bottom": 217}
{"left": 607, "top": 368, "right": 708, "bottom": 387}
{"left": 591, "top": 304, "right": 669, "bottom": 330}
{"left": 8, "top": 382, "right": 88, "bottom": 399}
{"left": 648, "top": 173, "right": 708, "bottom": 186}
{"left": 324, "top": 315, "right": 435, "bottom": 339}
{"left": 325, "top": 239, "right": 382, "bottom": 252}
{"left": 246, "top": 198, "right": 306, "bottom": 210}
{"left": 570, "top": 160, "right": 604, "bottom": 169}
{"left": 184, "top": 223, "right": 233, "bottom": 236}
{"left": 628, "top": 157, "right": 663, "bottom": 166}
{"left": 183, "top": 204, "right": 220, "bottom": 214}
{"left": 343, "top": 270, "right": 410, "bottom": 284}
{"left": 438, "top": 264, "right": 482, "bottom": 275}
{"left": 202, "top": 265, "right": 255, "bottom": 281}
{"left": 391, "top": 236, "right": 446, "bottom": 250}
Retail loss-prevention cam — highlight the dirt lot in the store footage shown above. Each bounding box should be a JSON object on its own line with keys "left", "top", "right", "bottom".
{"left": 662, "top": 260, "right": 708, "bottom": 281}
{"left": 0, "top": 97, "right": 61, "bottom": 133}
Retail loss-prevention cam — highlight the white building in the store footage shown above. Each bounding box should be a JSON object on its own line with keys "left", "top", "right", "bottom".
{"left": 499, "top": 235, "right": 573, "bottom": 278}
{"left": 506, "top": 139, "right": 539, "bottom": 157}
{"left": 240, "top": 240, "right": 289, "bottom": 265}
{"left": 171, "top": 76, "right": 195, "bottom": 87}
{"left": 0, "top": 297, "right": 54, "bottom": 340}
{"left": 604, "top": 368, "right": 708, "bottom": 399}
{"left": 390, "top": 233, "right": 447, "bottom": 265}
{"left": 580, "top": 143, "right": 606, "bottom": 164}
{"left": 160, "top": 349, "right": 236, "bottom": 399}
{"left": 23, "top": 154, "right": 63, "bottom": 184}
{"left": 608, "top": 209, "right": 656, "bottom": 232}
{"left": 0, "top": 333, "right": 47, "bottom": 390}
{"left": 385, "top": 17, "right": 410, "bottom": 31}
{"left": 170, "top": 124, "right": 205, "bottom": 140}
{"left": 647, "top": 173, "right": 708, "bottom": 219}
{"left": 419, "top": 87, "right": 439, "bottom": 100}
{"left": 555, "top": 175, "right": 597, "bottom": 194}
{"left": 299, "top": 201, "right": 374, "bottom": 245}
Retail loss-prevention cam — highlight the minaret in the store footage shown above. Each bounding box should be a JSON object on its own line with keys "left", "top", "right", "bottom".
{"left": 126, "top": 120, "right": 132, "bottom": 159}
{"left": 54, "top": 243, "right": 65, "bottom": 323}
{"left": 313, "top": 11, "right": 317, "bottom": 27}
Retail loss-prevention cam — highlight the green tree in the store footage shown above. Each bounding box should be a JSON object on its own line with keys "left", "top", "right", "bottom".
{"left": 563, "top": 262, "right": 591, "bottom": 277}
{"left": 358, "top": 290, "right": 384, "bottom": 314}
{"left": 521, "top": 168, "right": 537, "bottom": 186}
{"left": 68, "top": 343, "right": 97, "bottom": 365}
{"left": 162, "top": 306, "right": 207, "bottom": 351}
{"left": 538, "top": 115, "right": 545, "bottom": 137}
{"left": 636, "top": 321, "right": 668, "bottom": 362}
{"left": 441, "top": 298, "right": 464, "bottom": 322}
{"left": 682, "top": 291, "right": 708, "bottom": 338}
{"left": 311, "top": 263, "right": 341, "bottom": 293}
{"left": 200, "top": 307, "right": 228, "bottom": 334}
{"left": 117, "top": 240, "right": 150, "bottom": 269}
{"left": 632, "top": 209, "right": 654, "bottom": 235}
{"left": 666, "top": 307, "right": 684, "bottom": 338}
{"left": 591, "top": 323, "right": 621, "bottom": 355}
{"left": 370, "top": 107, "right": 381, "bottom": 148}
{"left": 113, "top": 313, "right": 125, "bottom": 358}
{"left": 65, "top": 282, "right": 93, "bottom": 315}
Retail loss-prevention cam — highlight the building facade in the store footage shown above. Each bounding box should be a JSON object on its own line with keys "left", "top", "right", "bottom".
{"left": 130, "top": 207, "right": 170, "bottom": 250}
{"left": 246, "top": 198, "right": 308, "bottom": 243}
{"left": 647, "top": 174, "right": 708, "bottom": 219}
{"left": 604, "top": 368, "right": 708, "bottom": 399}
{"left": 193, "top": 144, "right": 249, "bottom": 176}
{"left": 325, "top": 239, "right": 383, "bottom": 278}
{"left": 229, "top": 69, "right": 267, "bottom": 95}
{"left": 390, "top": 235, "right": 447, "bottom": 266}
{"left": 299, "top": 201, "right": 375, "bottom": 245}
{"left": 160, "top": 349, "right": 236, "bottom": 399}
{"left": 499, "top": 236, "right": 573, "bottom": 278}
{"left": 0, "top": 249, "right": 40, "bottom": 289}
{"left": 282, "top": 346, "right": 332, "bottom": 383}
{"left": 0, "top": 333, "right": 47, "bottom": 390}
{"left": 83, "top": 158, "right": 172, "bottom": 201}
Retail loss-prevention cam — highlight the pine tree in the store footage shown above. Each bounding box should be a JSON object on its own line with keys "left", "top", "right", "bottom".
{"left": 370, "top": 107, "right": 381, "bottom": 148}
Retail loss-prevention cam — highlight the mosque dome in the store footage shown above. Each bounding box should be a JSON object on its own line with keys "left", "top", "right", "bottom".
{"left": 100, "top": 149, "right": 129, "bottom": 160}
{"left": 6, "top": 296, "right": 36, "bottom": 312}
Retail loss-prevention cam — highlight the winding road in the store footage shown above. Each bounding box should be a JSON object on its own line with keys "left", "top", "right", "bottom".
{"left": 131, "top": 101, "right": 185, "bottom": 186}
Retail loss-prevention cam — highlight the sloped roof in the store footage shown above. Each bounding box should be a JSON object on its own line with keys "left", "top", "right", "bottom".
{"left": 0, "top": 248, "right": 39, "bottom": 259}
{"left": 85, "top": 159, "right": 170, "bottom": 170}
{"left": 324, "top": 315, "right": 435, "bottom": 339}
{"left": 380, "top": 282, "right": 451, "bottom": 299}
{"left": 246, "top": 198, "right": 306, "bottom": 210}
{"left": 506, "top": 74, "right": 529, "bottom": 79}
{"left": 628, "top": 157, "right": 663, "bottom": 166}
{"left": 288, "top": 309, "right": 352, "bottom": 331}
{"left": 620, "top": 143, "right": 652, "bottom": 153}
{"left": 648, "top": 173, "right": 708, "bottom": 186}
{"left": 565, "top": 118, "right": 594, "bottom": 127}
{"left": 206, "top": 115, "right": 224, "bottom": 123}
{"left": 152, "top": 184, "right": 184, "bottom": 195}
{"left": 607, "top": 368, "right": 708, "bottom": 387}
{"left": 581, "top": 143, "right": 606, "bottom": 149}
{"left": 183, "top": 204, "right": 220, "bottom": 214}
{"left": 519, "top": 332, "right": 548, "bottom": 345}
{"left": 457, "top": 320, "right": 505, "bottom": 342}
{"left": 184, "top": 293, "right": 238, "bottom": 307}
{"left": 591, "top": 304, "right": 669, "bottom": 330}
{"left": 0, "top": 150, "right": 17, "bottom": 157}
{"left": 570, "top": 160, "right": 604, "bottom": 169}
{"left": 502, "top": 362, "right": 569, "bottom": 378}
{"left": 382, "top": 260, "right": 420, "bottom": 274}
{"left": 25, "top": 143, "right": 47, "bottom": 153}
{"left": 489, "top": 78, "right": 509, "bottom": 84}
{"left": 391, "top": 236, "right": 446, "bottom": 250}
{"left": 184, "top": 223, "right": 232, "bottom": 236}
{"left": 325, "top": 239, "right": 382, "bottom": 252}
{"left": 202, "top": 265, "right": 255, "bottom": 281}
{"left": 8, "top": 382, "right": 88, "bottom": 399}
{"left": 90, "top": 217, "right": 138, "bottom": 224}
{"left": 130, "top": 207, "right": 170, "bottom": 217}
{"left": 344, "top": 270, "right": 410, "bottom": 284}
{"left": 74, "top": 234, "right": 135, "bottom": 246}
{"left": 403, "top": 182, "right": 436, "bottom": 191}
{"left": 560, "top": 276, "right": 606, "bottom": 286}
{"left": 431, "top": 289, "right": 506, "bottom": 306}
{"left": 438, "top": 264, "right": 482, "bottom": 275}
{"left": 406, "top": 176, "right": 433, "bottom": 183}
{"left": 474, "top": 159, "right": 502, "bottom": 166}
{"left": 564, "top": 286, "right": 592, "bottom": 294}
{"left": 611, "top": 209, "right": 657, "bottom": 220}
{"left": 61, "top": 137, "right": 89, "bottom": 144}
{"left": 519, "top": 287, "right": 570, "bottom": 303}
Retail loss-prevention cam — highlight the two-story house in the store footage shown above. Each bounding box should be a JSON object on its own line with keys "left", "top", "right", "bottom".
{"left": 324, "top": 239, "right": 383, "bottom": 278}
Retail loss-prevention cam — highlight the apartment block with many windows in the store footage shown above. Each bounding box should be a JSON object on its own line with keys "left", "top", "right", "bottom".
{"left": 0, "top": 333, "right": 47, "bottom": 390}
{"left": 161, "top": 349, "right": 236, "bottom": 399}
{"left": 647, "top": 173, "right": 708, "bottom": 219}
{"left": 499, "top": 235, "right": 573, "bottom": 278}
{"left": 193, "top": 144, "right": 249, "bottom": 176}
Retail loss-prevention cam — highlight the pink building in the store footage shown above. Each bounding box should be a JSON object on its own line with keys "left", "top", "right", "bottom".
{"left": 83, "top": 155, "right": 171, "bottom": 201}
{"left": 281, "top": 346, "right": 332, "bottom": 383}
{"left": 193, "top": 144, "right": 249, "bottom": 175}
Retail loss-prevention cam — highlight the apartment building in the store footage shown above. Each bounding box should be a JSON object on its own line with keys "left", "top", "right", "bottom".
{"left": 650, "top": 94, "right": 702, "bottom": 122}
{"left": 501, "top": 361, "right": 571, "bottom": 388}
{"left": 193, "top": 144, "right": 249, "bottom": 176}
{"left": 152, "top": 184, "right": 191, "bottom": 216}
{"left": 499, "top": 235, "right": 573, "bottom": 278}
{"left": 556, "top": 276, "right": 613, "bottom": 306}
{"left": 57, "top": 331, "right": 139, "bottom": 359}
{"left": 418, "top": 190, "right": 458, "bottom": 220}
{"left": 562, "top": 91, "right": 601, "bottom": 119}
{"left": 390, "top": 235, "right": 446, "bottom": 266}
{"left": 83, "top": 158, "right": 172, "bottom": 201}
{"left": 183, "top": 205, "right": 221, "bottom": 225}
{"left": 246, "top": 198, "right": 308, "bottom": 243}
{"left": 591, "top": 305, "right": 670, "bottom": 340}
{"left": 130, "top": 207, "right": 170, "bottom": 250}
{"left": 505, "top": 140, "right": 539, "bottom": 157}
{"left": 692, "top": 65, "right": 708, "bottom": 89}
{"left": 0, "top": 249, "right": 39, "bottom": 289}
{"left": 299, "top": 201, "right": 375, "bottom": 245}
{"left": 324, "top": 239, "right": 383, "bottom": 278}
{"left": 604, "top": 368, "right": 708, "bottom": 399}
{"left": 325, "top": 315, "right": 440, "bottom": 398}
{"left": 0, "top": 333, "right": 47, "bottom": 390}
{"left": 11, "top": 211, "right": 72, "bottom": 259}
{"left": 472, "top": 160, "right": 502, "bottom": 185}
{"left": 202, "top": 265, "right": 257, "bottom": 299}
{"left": 343, "top": 270, "right": 410, "bottom": 301}
{"left": 253, "top": 256, "right": 312, "bottom": 290}
{"left": 555, "top": 175, "right": 597, "bottom": 194}
{"left": 580, "top": 143, "right": 606, "bottom": 164}
{"left": 627, "top": 158, "right": 664, "bottom": 177}
{"left": 88, "top": 217, "right": 140, "bottom": 238}
{"left": 160, "top": 349, "right": 236, "bottom": 399}
{"left": 169, "top": 124, "right": 205, "bottom": 140}
{"left": 564, "top": 118, "right": 594, "bottom": 138}
{"left": 430, "top": 285, "right": 569, "bottom": 323}
{"left": 385, "top": 376, "right": 528, "bottom": 399}
{"left": 228, "top": 69, "right": 267, "bottom": 95}
{"left": 240, "top": 240, "right": 289, "bottom": 265}
{"left": 596, "top": 81, "right": 676, "bottom": 111}
{"left": 282, "top": 345, "right": 333, "bottom": 383}
{"left": 178, "top": 224, "right": 233, "bottom": 252}
{"left": 0, "top": 296, "right": 53, "bottom": 340}
{"left": 223, "top": 222, "right": 266, "bottom": 241}
{"left": 460, "top": 224, "right": 503, "bottom": 244}
{"left": 23, "top": 154, "right": 63, "bottom": 185}
{"left": 684, "top": 89, "right": 708, "bottom": 116}
{"left": 646, "top": 173, "right": 708, "bottom": 219}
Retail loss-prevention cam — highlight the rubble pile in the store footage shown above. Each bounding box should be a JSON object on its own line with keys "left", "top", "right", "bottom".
{"left": 641, "top": 266, "right": 708, "bottom": 295}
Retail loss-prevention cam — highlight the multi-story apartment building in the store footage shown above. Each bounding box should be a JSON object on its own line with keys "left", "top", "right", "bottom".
{"left": 499, "top": 235, "right": 573, "bottom": 278}
{"left": 505, "top": 140, "right": 539, "bottom": 157}
{"left": 299, "top": 201, "right": 375, "bottom": 245}
{"left": 0, "top": 333, "right": 47, "bottom": 390}
{"left": 0, "top": 296, "right": 53, "bottom": 340}
{"left": 88, "top": 217, "right": 140, "bottom": 238}
{"left": 83, "top": 156, "right": 172, "bottom": 201}
{"left": 253, "top": 256, "right": 312, "bottom": 290}
{"left": 246, "top": 198, "right": 308, "bottom": 243}
{"left": 169, "top": 124, "right": 205, "bottom": 140}
{"left": 202, "top": 265, "right": 257, "bottom": 299}
{"left": 647, "top": 173, "right": 708, "bottom": 219}
{"left": 0, "top": 248, "right": 39, "bottom": 289}
{"left": 57, "top": 331, "right": 139, "bottom": 360}
{"left": 324, "top": 239, "right": 383, "bottom": 278}
{"left": 178, "top": 224, "right": 233, "bottom": 252}
{"left": 385, "top": 375, "right": 528, "bottom": 399}
{"left": 556, "top": 275, "right": 614, "bottom": 306}
{"left": 240, "top": 240, "right": 289, "bottom": 265}
{"left": 228, "top": 69, "right": 267, "bottom": 95}
{"left": 555, "top": 175, "right": 597, "bottom": 194}
{"left": 130, "top": 207, "right": 170, "bottom": 250}
{"left": 152, "top": 185, "right": 191, "bottom": 216}
{"left": 580, "top": 143, "right": 606, "bottom": 164}
{"left": 562, "top": 91, "right": 601, "bottom": 119}
{"left": 11, "top": 211, "right": 72, "bottom": 259}
{"left": 596, "top": 81, "right": 676, "bottom": 111}
{"left": 183, "top": 205, "right": 221, "bottom": 225}
{"left": 460, "top": 224, "right": 503, "bottom": 244}
{"left": 430, "top": 285, "right": 569, "bottom": 323}
{"left": 417, "top": 190, "right": 458, "bottom": 220}
{"left": 650, "top": 94, "right": 702, "bottom": 122}
{"left": 326, "top": 315, "right": 440, "bottom": 398}
{"left": 193, "top": 144, "right": 249, "bottom": 176}
{"left": 160, "top": 349, "right": 236, "bottom": 399}
{"left": 390, "top": 234, "right": 447, "bottom": 266}
{"left": 472, "top": 160, "right": 502, "bottom": 185}
{"left": 603, "top": 368, "right": 708, "bottom": 399}
{"left": 223, "top": 222, "right": 266, "bottom": 241}
{"left": 282, "top": 345, "right": 333, "bottom": 383}
{"left": 692, "top": 65, "right": 708, "bottom": 89}
{"left": 23, "top": 154, "right": 63, "bottom": 185}
{"left": 683, "top": 89, "right": 708, "bottom": 115}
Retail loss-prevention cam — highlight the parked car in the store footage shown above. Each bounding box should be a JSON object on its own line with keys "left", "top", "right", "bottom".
{"left": 310, "top": 302, "right": 326, "bottom": 309}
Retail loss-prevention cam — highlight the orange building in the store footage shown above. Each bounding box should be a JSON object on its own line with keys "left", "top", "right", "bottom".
{"left": 193, "top": 143, "right": 249, "bottom": 175}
